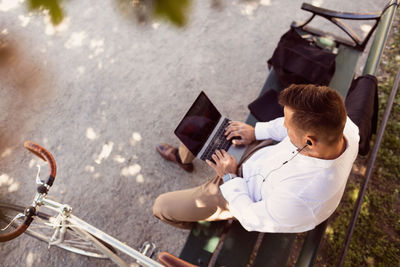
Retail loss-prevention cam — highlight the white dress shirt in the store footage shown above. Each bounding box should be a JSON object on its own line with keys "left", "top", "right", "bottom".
{"left": 219, "top": 117, "right": 359, "bottom": 232}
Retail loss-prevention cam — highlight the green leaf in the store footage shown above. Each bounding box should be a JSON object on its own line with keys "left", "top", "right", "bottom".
{"left": 28, "top": 0, "right": 64, "bottom": 25}
{"left": 153, "top": 0, "right": 191, "bottom": 27}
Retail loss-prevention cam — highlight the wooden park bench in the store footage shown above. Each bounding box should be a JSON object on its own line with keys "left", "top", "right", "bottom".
{"left": 159, "top": 1, "right": 399, "bottom": 266}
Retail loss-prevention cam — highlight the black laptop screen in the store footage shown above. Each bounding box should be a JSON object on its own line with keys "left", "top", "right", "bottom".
{"left": 174, "top": 91, "right": 221, "bottom": 156}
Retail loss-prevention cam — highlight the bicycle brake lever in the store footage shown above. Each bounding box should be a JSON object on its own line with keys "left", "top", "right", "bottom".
{"left": 139, "top": 241, "right": 156, "bottom": 258}
{"left": 1, "top": 213, "right": 25, "bottom": 231}
{"left": 36, "top": 165, "right": 44, "bottom": 185}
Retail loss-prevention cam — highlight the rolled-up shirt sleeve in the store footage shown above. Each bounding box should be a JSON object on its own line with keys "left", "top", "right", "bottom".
{"left": 219, "top": 178, "right": 316, "bottom": 232}
{"left": 254, "top": 117, "right": 287, "bottom": 142}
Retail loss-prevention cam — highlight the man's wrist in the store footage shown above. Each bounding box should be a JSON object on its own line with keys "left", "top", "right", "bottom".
{"left": 222, "top": 173, "right": 237, "bottom": 183}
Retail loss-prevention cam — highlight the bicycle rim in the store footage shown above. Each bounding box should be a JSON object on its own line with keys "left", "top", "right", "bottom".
{"left": 0, "top": 203, "right": 116, "bottom": 258}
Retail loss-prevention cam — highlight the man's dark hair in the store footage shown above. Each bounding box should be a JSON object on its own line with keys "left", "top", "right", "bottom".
{"left": 278, "top": 84, "right": 347, "bottom": 144}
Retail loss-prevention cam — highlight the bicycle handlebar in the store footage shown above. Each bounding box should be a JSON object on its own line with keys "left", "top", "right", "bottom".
{"left": 0, "top": 206, "right": 35, "bottom": 242}
{"left": 0, "top": 141, "right": 56, "bottom": 242}
{"left": 24, "top": 141, "right": 57, "bottom": 190}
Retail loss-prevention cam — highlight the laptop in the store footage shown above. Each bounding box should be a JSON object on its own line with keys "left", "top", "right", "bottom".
{"left": 174, "top": 91, "right": 247, "bottom": 163}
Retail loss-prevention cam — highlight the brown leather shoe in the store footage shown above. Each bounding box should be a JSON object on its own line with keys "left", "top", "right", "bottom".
{"left": 156, "top": 143, "right": 194, "bottom": 172}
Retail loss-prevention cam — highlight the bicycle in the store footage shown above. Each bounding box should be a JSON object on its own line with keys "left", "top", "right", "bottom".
{"left": 0, "top": 141, "right": 164, "bottom": 267}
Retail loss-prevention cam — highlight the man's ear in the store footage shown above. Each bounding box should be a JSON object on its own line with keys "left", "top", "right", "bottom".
{"left": 305, "top": 135, "right": 317, "bottom": 147}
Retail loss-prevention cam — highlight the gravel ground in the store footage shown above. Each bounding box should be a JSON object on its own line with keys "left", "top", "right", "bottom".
{"left": 0, "top": 0, "right": 387, "bottom": 266}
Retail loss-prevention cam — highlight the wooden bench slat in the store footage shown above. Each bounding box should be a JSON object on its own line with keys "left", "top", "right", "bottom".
{"left": 179, "top": 221, "right": 227, "bottom": 266}
{"left": 214, "top": 221, "right": 259, "bottom": 266}
{"left": 295, "top": 220, "right": 328, "bottom": 267}
{"left": 328, "top": 45, "right": 361, "bottom": 98}
{"left": 253, "top": 232, "right": 297, "bottom": 267}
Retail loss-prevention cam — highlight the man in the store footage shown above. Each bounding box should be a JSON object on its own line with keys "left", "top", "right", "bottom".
{"left": 153, "top": 84, "right": 359, "bottom": 232}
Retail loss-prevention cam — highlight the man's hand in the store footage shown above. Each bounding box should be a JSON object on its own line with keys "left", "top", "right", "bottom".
{"left": 206, "top": 149, "right": 238, "bottom": 177}
{"left": 225, "top": 121, "right": 255, "bottom": 146}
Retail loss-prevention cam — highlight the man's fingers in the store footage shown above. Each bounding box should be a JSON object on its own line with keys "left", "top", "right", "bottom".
{"left": 232, "top": 139, "right": 244, "bottom": 146}
{"left": 206, "top": 159, "right": 215, "bottom": 168}
{"left": 225, "top": 125, "right": 239, "bottom": 135}
{"left": 226, "top": 132, "right": 241, "bottom": 141}
{"left": 211, "top": 153, "right": 220, "bottom": 163}
{"left": 215, "top": 149, "right": 223, "bottom": 159}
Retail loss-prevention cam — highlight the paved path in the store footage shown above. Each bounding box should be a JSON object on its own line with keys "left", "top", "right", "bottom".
{"left": 0, "top": 0, "right": 387, "bottom": 266}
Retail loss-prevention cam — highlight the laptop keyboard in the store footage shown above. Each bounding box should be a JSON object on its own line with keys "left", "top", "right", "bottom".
{"left": 200, "top": 118, "right": 232, "bottom": 162}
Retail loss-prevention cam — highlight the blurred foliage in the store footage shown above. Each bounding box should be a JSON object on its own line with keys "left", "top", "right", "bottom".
{"left": 28, "top": 0, "right": 64, "bottom": 25}
{"left": 27, "top": 0, "right": 192, "bottom": 27}
{"left": 153, "top": 0, "right": 191, "bottom": 27}
{"left": 317, "top": 14, "right": 400, "bottom": 266}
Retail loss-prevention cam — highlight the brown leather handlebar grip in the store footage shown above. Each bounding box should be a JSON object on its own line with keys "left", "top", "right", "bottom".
{"left": 24, "top": 141, "right": 57, "bottom": 187}
{"left": 0, "top": 206, "right": 35, "bottom": 242}
{"left": 0, "top": 223, "right": 28, "bottom": 242}
{"left": 158, "top": 252, "right": 199, "bottom": 267}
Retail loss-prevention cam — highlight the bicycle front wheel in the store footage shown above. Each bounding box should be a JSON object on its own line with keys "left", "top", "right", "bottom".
{"left": 0, "top": 203, "right": 116, "bottom": 258}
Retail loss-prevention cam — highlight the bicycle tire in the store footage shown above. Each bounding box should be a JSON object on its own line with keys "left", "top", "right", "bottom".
{"left": 0, "top": 203, "right": 117, "bottom": 258}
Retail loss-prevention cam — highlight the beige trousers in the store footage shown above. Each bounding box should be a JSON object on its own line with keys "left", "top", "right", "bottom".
{"left": 153, "top": 139, "right": 276, "bottom": 229}
{"left": 178, "top": 143, "right": 195, "bottom": 164}
{"left": 152, "top": 175, "right": 233, "bottom": 229}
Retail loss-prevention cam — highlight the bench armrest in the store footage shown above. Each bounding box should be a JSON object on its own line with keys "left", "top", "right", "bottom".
{"left": 301, "top": 3, "right": 380, "bottom": 20}
{"left": 293, "top": 1, "right": 395, "bottom": 50}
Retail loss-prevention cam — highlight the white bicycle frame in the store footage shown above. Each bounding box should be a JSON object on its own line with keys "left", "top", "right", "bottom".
{"left": 34, "top": 193, "right": 164, "bottom": 267}
{"left": 1, "top": 142, "right": 165, "bottom": 267}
